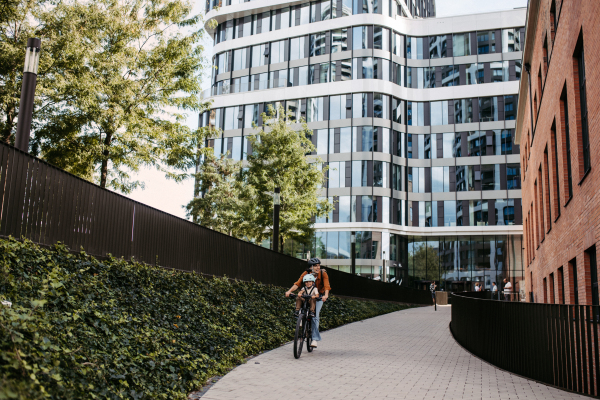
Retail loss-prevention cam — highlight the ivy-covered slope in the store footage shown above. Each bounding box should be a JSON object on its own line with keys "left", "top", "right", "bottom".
{"left": 0, "top": 238, "right": 412, "bottom": 399}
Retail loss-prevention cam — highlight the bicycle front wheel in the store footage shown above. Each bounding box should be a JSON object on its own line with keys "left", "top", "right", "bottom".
{"left": 306, "top": 319, "right": 313, "bottom": 352}
{"left": 293, "top": 314, "right": 304, "bottom": 359}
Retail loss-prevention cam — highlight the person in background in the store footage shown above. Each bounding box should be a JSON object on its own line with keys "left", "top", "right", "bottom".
{"left": 492, "top": 282, "right": 498, "bottom": 299}
{"left": 429, "top": 281, "right": 437, "bottom": 305}
{"left": 474, "top": 283, "right": 480, "bottom": 292}
{"left": 503, "top": 278, "right": 512, "bottom": 301}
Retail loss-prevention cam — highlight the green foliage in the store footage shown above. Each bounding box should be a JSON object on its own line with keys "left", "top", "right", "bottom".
{"left": 0, "top": 238, "right": 411, "bottom": 399}
{"left": 1, "top": 0, "right": 213, "bottom": 193}
{"left": 185, "top": 151, "right": 247, "bottom": 236}
{"left": 187, "top": 106, "right": 332, "bottom": 244}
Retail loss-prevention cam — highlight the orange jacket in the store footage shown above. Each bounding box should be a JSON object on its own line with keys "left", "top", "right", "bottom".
{"left": 294, "top": 270, "right": 331, "bottom": 295}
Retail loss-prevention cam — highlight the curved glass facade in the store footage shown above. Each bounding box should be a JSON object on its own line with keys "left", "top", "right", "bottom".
{"left": 202, "top": 3, "right": 526, "bottom": 293}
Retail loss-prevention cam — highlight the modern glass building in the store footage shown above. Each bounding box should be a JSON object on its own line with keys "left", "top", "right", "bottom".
{"left": 201, "top": 0, "right": 526, "bottom": 293}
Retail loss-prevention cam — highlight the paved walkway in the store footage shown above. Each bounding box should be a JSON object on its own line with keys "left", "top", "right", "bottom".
{"left": 200, "top": 306, "right": 586, "bottom": 400}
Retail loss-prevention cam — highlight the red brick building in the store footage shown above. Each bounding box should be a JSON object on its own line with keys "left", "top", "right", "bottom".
{"left": 516, "top": 0, "right": 599, "bottom": 304}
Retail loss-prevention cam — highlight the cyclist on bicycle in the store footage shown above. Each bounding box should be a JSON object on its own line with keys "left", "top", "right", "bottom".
{"left": 294, "top": 274, "right": 319, "bottom": 317}
{"left": 285, "top": 258, "right": 331, "bottom": 348}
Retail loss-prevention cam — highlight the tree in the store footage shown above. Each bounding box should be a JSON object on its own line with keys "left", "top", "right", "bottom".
{"left": 1, "top": 0, "right": 212, "bottom": 193}
{"left": 185, "top": 151, "right": 247, "bottom": 237}
{"left": 187, "top": 106, "right": 332, "bottom": 246}
{"left": 0, "top": 0, "right": 42, "bottom": 143}
{"left": 241, "top": 106, "right": 332, "bottom": 247}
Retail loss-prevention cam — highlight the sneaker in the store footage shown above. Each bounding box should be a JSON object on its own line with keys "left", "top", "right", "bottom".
{"left": 293, "top": 310, "right": 300, "bottom": 318}
{"left": 308, "top": 311, "right": 315, "bottom": 318}
{"left": 310, "top": 341, "right": 318, "bottom": 348}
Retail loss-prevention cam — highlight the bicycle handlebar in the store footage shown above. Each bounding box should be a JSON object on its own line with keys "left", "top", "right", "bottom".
{"left": 288, "top": 293, "right": 323, "bottom": 301}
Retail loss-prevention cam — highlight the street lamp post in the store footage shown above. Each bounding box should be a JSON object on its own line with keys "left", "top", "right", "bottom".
{"left": 15, "top": 38, "right": 41, "bottom": 153}
{"left": 351, "top": 232, "right": 356, "bottom": 275}
{"left": 273, "top": 187, "right": 280, "bottom": 252}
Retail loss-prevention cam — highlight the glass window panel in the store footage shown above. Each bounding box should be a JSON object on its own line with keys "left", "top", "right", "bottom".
{"left": 392, "top": 32, "right": 404, "bottom": 57}
{"left": 327, "top": 231, "right": 338, "bottom": 258}
{"left": 231, "top": 137, "right": 242, "bottom": 161}
{"left": 432, "top": 166, "right": 443, "bottom": 192}
{"left": 352, "top": 161, "right": 362, "bottom": 187}
{"left": 270, "top": 40, "right": 286, "bottom": 64}
{"left": 290, "top": 36, "right": 306, "bottom": 60}
{"left": 444, "top": 201, "right": 456, "bottom": 227}
{"left": 353, "top": 93, "right": 368, "bottom": 118}
{"left": 316, "top": 129, "right": 328, "bottom": 154}
{"left": 251, "top": 44, "right": 267, "bottom": 67}
{"left": 441, "top": 65, "right": 459, "bottom": 87}
{"left": 224, "top": 106, "right": 238, "bottom": 130}
{"left": 213, "top": 138, "right": 222, "bottom": 157}
{"left": 507, "top": 163, "right": 521, "bottom": 190}
{"left": 454, "top": 98, "right": 473, "bottom": 124}
{"left": 244, "top": 105, "right": 258, "bottom": 128}
{"left": 331, "top": 28, "right": 348, "bottom": 53}
{"left": 339, "top": 197, "right": 351, "bottom": 223}
{"left": 330, "top": 95, "right": 342, "bottom": 120}
{"left": 479, "top": 97, "right": 498, "bottom": 122}
{"left": 481, "top": 164, "right": 500, "bottom": 191}
{"left": 361, "top": 196, "right": 373, "bottom": 222}
{"left": 353, "top": 26, "right": 367, "bottom": 50}
{"left": 361, "top": 126, "right": 374, "bottom": 152}
{"left": 502, "top": 28, "right": 521, "bottom": 52}
{"left": 453, "top": 33, "right": 471, "bottom": 57}
{"left": 307, "top": 97, "right": 324, "bottom": 122}
{"left": 310, "top": 32, "right": 327, "bottom": 57}
{"left": 495, "top": 199, "right": 508, "bottom": 225}
{"left": 373, "top": 161, "right": 383, "bottom": 187}
{"left": 465, "top": 63, "right": 478, "bottom": 85}
{"left": 429, "top": 35, "right": 447, "bottom": 58}
{"left": 340, "top": 127, "right": 352, "bottom": 153}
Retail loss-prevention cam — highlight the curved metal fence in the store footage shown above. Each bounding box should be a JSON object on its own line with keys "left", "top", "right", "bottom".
{"left": 451, "top": 292, "right": 600, "bottom": 397}
{"left": 0, "top": 141, "right": 431, "bottom": 304}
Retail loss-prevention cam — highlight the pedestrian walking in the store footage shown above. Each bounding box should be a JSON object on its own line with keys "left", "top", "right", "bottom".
{"left": 503, "top": 278, "right": 512, "bottom": 301}
{"left": 474, "top": 283, "right": 480, "bottom": 292}
{"left": 492, "top": 282, "right": 498, "bottom": 299}
{"left": 429, "top": 281, "right": 437, "bottom": 305}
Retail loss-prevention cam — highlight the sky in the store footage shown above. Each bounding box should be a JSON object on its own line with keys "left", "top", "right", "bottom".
{"left": 124, "top": 0, "right": 528, "bottom": 220}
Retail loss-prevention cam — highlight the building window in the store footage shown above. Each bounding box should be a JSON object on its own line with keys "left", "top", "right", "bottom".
{"left": 502, "top": 28, "right": 521, "bottom": 52}
{"left": 560, "top": 88, "right": 573, "bottom": 200}
{"left": 587, "top": 246, "right": 598, "bottom": 307}
{"left": 373, "top": 26, "right": 389, "bottom": 51}
{"left": 550, "top": 122, "right": 561, "bottom": 217}
{"left": 310, "top": 32, "right": 328, "bottom": 56}
{"left": 429, "top": 35, "right": 447, "bottom": 58}
{"left": 392, "top": 32, "right": 404, "bottom": 57}
{"left": 331, "top": 28, "right": 348, "bottom": 53}
{"left": 570, "top": 258, "right": 579, "bottom": 304}
{"left": 407, "top": 36, "right": 425, "bottom": 59}
{"left": 453, "top": 33, "right": 471, "bottom": 57}
{"left": 507, "top": 164, "right": 521, "bottom": 190}
{"left": 352, "top": 26, "right": 368, "bottom": 50}
{"left": 441, "top": 65, "right": 459, "bottom": 87}
{"left": 479, "top": 97, "right": 499, "bottom": 122}
{"left": 290, "top": 36, "right": 307, "bottom": 60}
{"left": 575, "top": 42, "right": 591, "bottom": 176}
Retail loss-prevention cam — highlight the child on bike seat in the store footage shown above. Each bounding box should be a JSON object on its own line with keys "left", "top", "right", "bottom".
{"left": 295, "top": 274, "right": 319, "bottom": 317}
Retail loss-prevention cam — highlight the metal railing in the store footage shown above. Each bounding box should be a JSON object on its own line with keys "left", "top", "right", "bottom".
{"left": 451, "top": 292, "right": 600, "bottom": 397}
{"left": 0, "top": 141, "right": 431, "bottom": 304}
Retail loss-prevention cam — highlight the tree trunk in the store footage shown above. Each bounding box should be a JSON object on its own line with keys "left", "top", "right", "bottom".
{"left": 100, "top": 132, "right": 112, "bottom": 188}
{"left": 2, "top": 106, "right": 15, "bottom": 143}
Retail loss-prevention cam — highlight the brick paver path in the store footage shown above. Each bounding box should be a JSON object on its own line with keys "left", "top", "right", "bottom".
{"left": 201, "top": 305, "right": 585, "bottom": 400}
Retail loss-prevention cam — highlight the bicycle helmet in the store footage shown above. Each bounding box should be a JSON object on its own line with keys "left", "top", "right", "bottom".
{"left": 303, "top": 274, "right": 316, "bottom": 283}
{"left": 307, "top": 257, "right": 321, "bottom": 266}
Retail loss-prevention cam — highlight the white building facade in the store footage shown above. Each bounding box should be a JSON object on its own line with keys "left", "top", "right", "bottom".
{"left": 201, "top": 0, "right": 526, "bottom": 293}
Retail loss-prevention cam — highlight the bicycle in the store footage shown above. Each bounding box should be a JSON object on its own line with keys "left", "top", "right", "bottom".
{"left": 289, "top": 293, "right": 322, "bottom": 359}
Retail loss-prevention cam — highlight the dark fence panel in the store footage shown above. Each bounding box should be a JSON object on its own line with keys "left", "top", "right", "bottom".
{"left": 0, "top": 142, "right": 430, "bottom": 304}
{"left": 451, "top": 293, "right": 600, "bottom": 397}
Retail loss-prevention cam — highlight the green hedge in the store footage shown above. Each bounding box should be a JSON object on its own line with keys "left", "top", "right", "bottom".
{"left": 0, "top": 238, "right": 412, "bottom": 399}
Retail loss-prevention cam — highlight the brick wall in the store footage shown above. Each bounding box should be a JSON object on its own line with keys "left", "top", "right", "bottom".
{"left": 521, "top": 0, "right": 600, "bottom": 305}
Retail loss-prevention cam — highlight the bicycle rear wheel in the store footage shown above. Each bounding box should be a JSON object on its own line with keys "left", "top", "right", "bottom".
{"left": 293, "top": 314, "right": 304, "bottom": 359}
{"left": 306, "top": 319, "right": 313, "bottom": 352}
